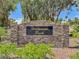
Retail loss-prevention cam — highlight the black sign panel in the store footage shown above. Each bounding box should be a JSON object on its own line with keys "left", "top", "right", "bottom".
{"left": 26, "top": 26, "right": 53, "bottom": 35}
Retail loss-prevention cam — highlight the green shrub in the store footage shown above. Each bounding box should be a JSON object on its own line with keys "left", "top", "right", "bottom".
{"left": 70, "top": 25, "right": 79, "bottom": 38}
{"left": 73, "top": 33, "right": 79, "bottom": 38}
{"left": 16, "top": 43, "right": 51, "bottom": 59}
{"left": 71, "top": 31, "right": 79, "bottom": 38}
{"left": 0, "top": 43, "right": 16, "bottom": 54}
{"left": 0, "top": 43, "right": 16, "bottom": 59}
{"left": 0, "top": 43, "right": 52, "bottom": 59}
{"left": 0, "top": 27, "right": 7, "bottom": 36}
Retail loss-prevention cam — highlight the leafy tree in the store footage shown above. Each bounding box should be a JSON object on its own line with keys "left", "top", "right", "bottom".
{"left": 20, "top": 0, "right": 76, "bottom": 22}
{"left": 0, "top": 0, "right": 18, "bottom": 27}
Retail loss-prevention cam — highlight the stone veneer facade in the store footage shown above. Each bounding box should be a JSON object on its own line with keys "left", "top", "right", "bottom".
{"left": 10, "top": 20, "right": 69, "bottom": 47}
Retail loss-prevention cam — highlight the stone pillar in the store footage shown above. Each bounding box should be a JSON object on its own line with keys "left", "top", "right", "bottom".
{"left": 62, "top": 25, "right": 69, "bottom": 47}
{"left": 10, "top": 25, "right": 18, "bottom": 43}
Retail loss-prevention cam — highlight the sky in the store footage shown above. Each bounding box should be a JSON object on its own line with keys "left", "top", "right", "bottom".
{"left": 9, "top": 2, "right": 23, "bottom": 24}
{"left": 59, "top": 5, "right": 79, "bottom": 20}
{"left": 9, "top": 2, "right": 79, "bottom": 24}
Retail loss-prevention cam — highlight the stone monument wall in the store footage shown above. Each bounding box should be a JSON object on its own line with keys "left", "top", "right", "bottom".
{"left": 9, "top": 20, "right": 69, "bottom": 47}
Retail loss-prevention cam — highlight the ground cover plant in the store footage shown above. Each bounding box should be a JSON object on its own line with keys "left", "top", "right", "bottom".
{"left": 0, "top": 42, "right": 52, "bottom": 59}
{"left": 16, "top": 43, "right": 51, "bottom": 59}
{"left": 0, "top": 43, "right": 16, "bottom": 59}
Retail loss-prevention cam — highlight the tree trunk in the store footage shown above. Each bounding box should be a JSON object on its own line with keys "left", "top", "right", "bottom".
{"left": 56, "top": 9, "right": 62, "bottom": 23}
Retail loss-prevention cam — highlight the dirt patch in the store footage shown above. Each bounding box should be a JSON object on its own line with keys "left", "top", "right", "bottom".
{"left": 53, "top": 48, "right": 78, "bottom": 59}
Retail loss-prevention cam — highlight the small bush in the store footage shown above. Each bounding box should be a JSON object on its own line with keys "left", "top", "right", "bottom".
{"left": 70, "top": 32, "right": 79, "bottom": 38}
{"left": 16, "top": 43, "right": 51, "bottom": 59}
{"left": 70, "top": 25, "right": 79, "bottom": 38}
{"left": 0, "top": 43, "right": 52, "bottom": 59}
{"left": 0, "top": 43, "right": 16, "bottom": 59}
{"left": 0, "top": 27, "right": 7, "bottom": 36}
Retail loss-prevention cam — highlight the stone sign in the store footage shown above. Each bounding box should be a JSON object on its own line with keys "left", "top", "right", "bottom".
{"left": 26, "top": 26, "right": 53, "bottom": 35}
{"left": 9, "top": 20, "right": 69, "bottom": 48}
